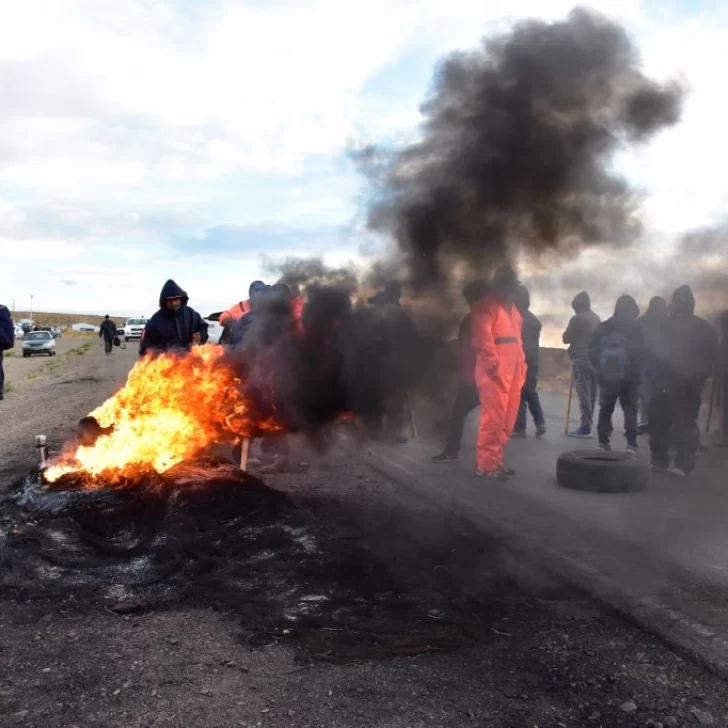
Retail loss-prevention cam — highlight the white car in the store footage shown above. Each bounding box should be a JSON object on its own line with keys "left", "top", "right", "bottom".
{"left": 14, "top": 325, "right": 24, "bottom": 340}
{"left": 124, "top": 317, "right": 147, "bottom": 341}
{"left": 204, "top": 312, "right": 225, "bottom": 344}
{"left": 22, "top": 330, "right": 56, "bottom": 357}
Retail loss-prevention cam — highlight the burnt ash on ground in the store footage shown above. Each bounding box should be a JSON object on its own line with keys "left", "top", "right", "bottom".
{"left": 0, "top": 455, "right": 525, "bottom": 663}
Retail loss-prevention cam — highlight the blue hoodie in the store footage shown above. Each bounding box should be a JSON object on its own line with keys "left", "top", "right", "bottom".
{"left": 139, "top": 280, "right": 208, "bottom": 356}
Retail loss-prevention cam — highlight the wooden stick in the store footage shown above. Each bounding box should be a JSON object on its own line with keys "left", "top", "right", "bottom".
{"left": 720, "top": 379, "right": 726, "bottom": 446}
{"left": 706, "top": 377, "right": 716, "bottom": 433}
{"left": 239, "top": 437, "right": 251, "bottom": 471}
{"left": 406, "top": 389, "right": 417, "bottom": 440}
{"left": 564, "top": 367, "right": 575, "bottom": 435}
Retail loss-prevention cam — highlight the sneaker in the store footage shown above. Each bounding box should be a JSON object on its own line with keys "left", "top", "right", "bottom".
{"left": 598, "top": 442, "right": 612, "bottom": 452}
{"left": 535, "top": 424, "right": 547, "bottom": 438}
{"left": 431, "top": 451, "right": 458, "bottom": 463}
{"left": 625, "top": 447, "right": 637, "bottom": 458}
{"left": 667, "top": 467, "right": 687, "bottom": 478}
{"left": 568, "top": 426, "right": 593, "bottom": 439}
{"left": 499, "top": 465, "right": 516, "bottom": 476}
{"left": 510, "top": 430, "right": 527, "bottom": 439}
{"left": 637, "top": 422, "right": 648, "bottom": 435}
{"left": 476, "top": 469, "right": 509, "bottom": 481}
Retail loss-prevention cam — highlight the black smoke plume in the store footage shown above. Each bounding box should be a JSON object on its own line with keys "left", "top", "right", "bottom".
{"left": 360, "top": 7, "right": 684, "bottom": 286}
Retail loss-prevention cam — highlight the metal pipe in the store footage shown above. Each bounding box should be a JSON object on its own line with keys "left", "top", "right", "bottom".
{"left": 35, "top": 435, "right": 48, "bottom": 470}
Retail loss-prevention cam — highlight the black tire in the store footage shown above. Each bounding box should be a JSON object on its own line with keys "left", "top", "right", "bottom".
{"left": 556, "top": 450, "right": 649, "bottom": 493}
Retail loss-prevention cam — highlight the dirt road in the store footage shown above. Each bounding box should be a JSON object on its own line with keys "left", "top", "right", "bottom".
{"left": 0, "top": 335, "right": 137, "bottom": 484}
{"left": 2, "top": 344, "right": 728, "bottom": 727}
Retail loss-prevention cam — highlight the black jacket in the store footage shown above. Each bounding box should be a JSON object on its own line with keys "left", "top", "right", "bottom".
{"left": 139, "top": 280, "right": 208, "bottom": 356}
{"left": 589, "top": 295, "right": 644, "bottom": 384}
{"left": 649, "top": 286, "right": 719, "bottom": 387}
{"left": 99, "top": 319, "right": 117, "bottom": 341}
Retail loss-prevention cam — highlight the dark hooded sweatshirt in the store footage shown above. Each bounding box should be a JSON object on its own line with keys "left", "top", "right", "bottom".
{"left": 514, "top": 286, "right": 541, "bottom": 377}
{"left": 649, "top": 286, "right": 719, "bottom": 387}
{"left": 589, "top": 295, "right": 645, "bottom": 383}
{"left": 563, "top": 291, "right": 601, "bottom": 367}
{"left": 0, "top": 304, "right": 15, "bottom": 394}
{"left": 139, "top": 280, "right": 208, "bottom": 357}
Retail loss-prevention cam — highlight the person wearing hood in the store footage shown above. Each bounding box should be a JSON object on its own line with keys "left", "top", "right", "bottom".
{"left": 471, "top": 265, "right": 526, "bottom": 479}
{"left": 719, "top": 311, "right": 728, "bottom": 448}
{"left": 431, "top": 279, "right": 489, "bottom": 463}
{"left": 139, "top": 280, "right": 208, "bottom": 357}
{"left": 636, "top": 296, "right": 668, "bottom": 432}
{"left": 512, "top": 285, "right": 546, "bottom": 438}
{"left": 648, "top": 285, "right": 719, "bottom": 476}
{"left": 589, "top": 295, "right": 645, "bottom": 453}
{"left": 219, "top": 280, "right": 266, "bottom": 345}
{"left": 229, "top": 281, "right": 271, "bottom": 348}
{"left": 0, "top": 303, "right": 15, "bottom": 401}
{"left": 563, "top": 291, "right": 601, "bottom": 438}
{"left": 371, "top": 280, "right": 418, "bottom": 444}
{"left": 99, "top": 315, "right": 117, "bottom": 355}
{"left": 232, "top": 282, "right": 293, "bottom": 473}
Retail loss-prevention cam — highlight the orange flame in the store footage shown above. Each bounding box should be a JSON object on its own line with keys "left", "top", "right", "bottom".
{"left": 45, "top": 345, "right": 281, "bottom": 486}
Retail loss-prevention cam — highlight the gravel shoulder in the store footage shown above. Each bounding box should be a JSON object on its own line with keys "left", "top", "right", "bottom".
{"left": 0, "top": 336, "right": 137, "bottom": 484}
{"left": 1, "top": 345, "right": 728, "bottom": 728}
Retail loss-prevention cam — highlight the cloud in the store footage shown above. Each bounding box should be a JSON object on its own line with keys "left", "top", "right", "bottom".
{"left": 1, "top": 0, "right": 727, "bottom": 322}
{"left": 170, "top": 222, "right": 352, "bottom": 255}
{"left": 61, "top": 280, "right": 78, "bottom": 286}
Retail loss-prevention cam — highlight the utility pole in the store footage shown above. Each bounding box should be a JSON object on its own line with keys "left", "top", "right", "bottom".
{"left": 29, "top": 294, "right": 34, "bottom": 322}
{"left": 11, "top": 298, "right": 15, "bottom": 315}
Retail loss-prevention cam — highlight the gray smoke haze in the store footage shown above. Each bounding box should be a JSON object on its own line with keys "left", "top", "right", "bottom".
{"left": 357, "top": 7, "right": 684, "bottom": 288}
{"left": 263, "top": 256, "right": 359, "bottom": 295}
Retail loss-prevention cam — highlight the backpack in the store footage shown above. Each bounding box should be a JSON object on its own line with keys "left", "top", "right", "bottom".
{"left": 599, "top": 330, "right": 629, "bottom": 383}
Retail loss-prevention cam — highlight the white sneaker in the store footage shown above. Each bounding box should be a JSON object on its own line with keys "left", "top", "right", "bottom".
{"left": 667, "top": 467, "right": 687, "bottom": 478}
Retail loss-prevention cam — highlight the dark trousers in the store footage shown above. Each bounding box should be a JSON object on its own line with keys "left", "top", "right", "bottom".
{"left": 515, "top": 374, "right": 545, "bottom": 432}
{"left": 573, "top": 364, "right": 599, "bottom": 431}
{"left": 384, "top": 386, "right": 407, "bottom": 437}
{"left": 0, "top": 351, "right": 4, "bottom": 395}
{"left": 597, "top": 380, "right": 639, "bottom": 448}
{"left": 444, "top": 382, "right": 480, "bottom": 455}
{"left": 722, "top": 376, "right": 728, "bottom": 446}
{"left": 104, "top": 338, "right": 113, "bottom": 354}
{"left": 649, "top": 383, "right": 702, "bottom": 472}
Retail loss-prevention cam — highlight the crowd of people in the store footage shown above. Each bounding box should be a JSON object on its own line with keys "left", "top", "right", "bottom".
{"left": 1, "top": 272, "right": 725, "bottom": 482}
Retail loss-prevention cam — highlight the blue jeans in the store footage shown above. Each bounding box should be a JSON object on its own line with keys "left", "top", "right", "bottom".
{"left": 515, "top": 374, "right": 545, "bottom": 432}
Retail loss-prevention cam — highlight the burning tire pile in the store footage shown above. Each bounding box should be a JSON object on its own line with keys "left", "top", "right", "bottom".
{"left": 0, "top": 453, "right": 495, "bottom": 663}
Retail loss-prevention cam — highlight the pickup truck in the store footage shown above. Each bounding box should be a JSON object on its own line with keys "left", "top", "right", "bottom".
{"left": 124, "top": 317, "right": 147, "bottom": 341}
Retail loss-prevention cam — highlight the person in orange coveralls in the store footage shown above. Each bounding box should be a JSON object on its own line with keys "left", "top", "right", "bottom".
{"left": 471, "top": 265, "right": 526, "bottom": 479}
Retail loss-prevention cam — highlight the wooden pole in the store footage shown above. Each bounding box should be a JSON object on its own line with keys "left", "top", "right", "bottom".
{"left": 406, "top": 389, "right": 417, "bottom": 440}
{"left": 706, "top": 377, "right": 716, "bottom": 434}
{"left": 239, "top": 437, "right": 251, "bottom": 471}
{"left": 564, "top": 367, "right": 575, "bottom": 435}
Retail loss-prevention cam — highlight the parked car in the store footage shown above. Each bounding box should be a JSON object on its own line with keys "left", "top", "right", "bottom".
{"left": 51, "top": 327, "right": 62, "bottom": 339}
{"left": 117, "top": 324, "right": 125, "bottom": 337}
{"left": 124, "top": 317, "right": 147, "bottom": 341}
{"left": 14, "top": 325, "right": 25, "bottom": 340}
{"left": 204, "top": 312, "right": 225, "bottom": 345}
{"left": 22, "top": 331, "right": 56, "bottom": 357}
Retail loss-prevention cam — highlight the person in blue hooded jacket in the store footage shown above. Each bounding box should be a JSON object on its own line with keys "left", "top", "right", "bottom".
{"left": 0, "top": 304, "right": 15, "bottom": 400}
{"left": 139, "top": 280, "right": 208, "bottom": 357}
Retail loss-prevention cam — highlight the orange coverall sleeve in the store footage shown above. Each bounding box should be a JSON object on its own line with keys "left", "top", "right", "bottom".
{"left": 471, "top": 301, "right": 499, "bottom": 376}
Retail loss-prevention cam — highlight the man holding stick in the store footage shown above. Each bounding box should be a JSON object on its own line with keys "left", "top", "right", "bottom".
{"left": 563, "top": 291, "right": 601, "bottom": 438}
